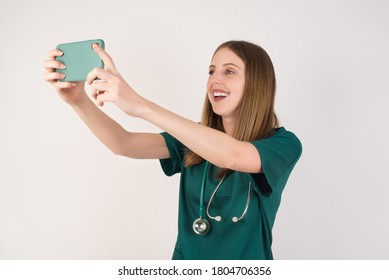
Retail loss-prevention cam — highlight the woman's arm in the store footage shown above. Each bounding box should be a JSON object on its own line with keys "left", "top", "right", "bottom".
{"left": 72, "top": 93, "right": 169, "bottom": 159}
{"left": 143, "top": 101, "right": 262, "bottom": 173}
{"left": 43, "top": 49, "right": 169, "bottom": 160}
{"left": 87, "top": 44, "right": 261, "bottom": 173}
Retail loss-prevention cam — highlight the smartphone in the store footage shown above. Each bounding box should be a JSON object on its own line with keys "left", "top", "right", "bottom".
{"left": 55, "top": 39, "right": 105, "bottom": 82}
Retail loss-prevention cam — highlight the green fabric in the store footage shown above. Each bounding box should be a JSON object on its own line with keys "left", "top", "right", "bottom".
{"left": 159, "top": 127, "right": 302, "bottom": 260}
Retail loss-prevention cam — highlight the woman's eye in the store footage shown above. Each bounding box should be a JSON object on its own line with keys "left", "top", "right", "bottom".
{"left": 208, "top": 69, "right": 234, "bottom": 75}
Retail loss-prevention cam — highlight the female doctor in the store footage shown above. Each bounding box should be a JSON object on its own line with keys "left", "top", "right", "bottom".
{"left": 43, "top": 40, "right": 302, "bottom": 260}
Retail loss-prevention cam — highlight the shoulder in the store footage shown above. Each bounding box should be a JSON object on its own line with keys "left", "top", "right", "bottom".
{"left": 268, "top": 127, "right": 300, "bottom": 142}
{"left": 249, "top": 127, "right": 302, "bottom": 193}
{"left": 256, "top": 127, "right": 301, "bottom": 147}
{"left": 252, "top": 127, "right": 302, "bottom": 163}
{"left": 159, "top": 132, "right": 187, "bottom": 176}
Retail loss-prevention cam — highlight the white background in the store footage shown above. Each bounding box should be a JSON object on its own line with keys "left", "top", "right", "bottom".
{"left": 0, "top": 0, "right": 388, "bottom": 259}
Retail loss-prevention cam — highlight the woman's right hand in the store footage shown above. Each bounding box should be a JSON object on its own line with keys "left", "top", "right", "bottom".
{"left": 43, "top": 49, "right": 86, "bottom": 106}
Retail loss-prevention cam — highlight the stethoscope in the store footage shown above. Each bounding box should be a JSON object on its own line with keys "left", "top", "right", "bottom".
{"left": 192, "top": 161, "right": 252, "bottom": 235}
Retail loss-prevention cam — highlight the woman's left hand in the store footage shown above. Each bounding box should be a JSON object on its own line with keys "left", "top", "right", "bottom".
{"left": 86, "top": 43, "right": 148, "bottom": 117}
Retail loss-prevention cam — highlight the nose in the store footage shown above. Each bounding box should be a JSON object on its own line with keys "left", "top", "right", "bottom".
{"left": 208, "top": 72, "right": 222, "bottom": 85}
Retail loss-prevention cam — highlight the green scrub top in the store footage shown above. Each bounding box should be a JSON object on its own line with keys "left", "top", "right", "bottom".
{"left": 159, "top": 127, "right": 302, "bottom": 260}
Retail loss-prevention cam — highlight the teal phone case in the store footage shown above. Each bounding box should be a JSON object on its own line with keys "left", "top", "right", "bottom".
{"left": 55, "top": 39, "right": 105, "bottom": 82}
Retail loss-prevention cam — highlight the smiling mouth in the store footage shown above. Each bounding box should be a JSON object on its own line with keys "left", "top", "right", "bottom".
{"left": 213, "top": 91, "right": 230, "bottom": 101}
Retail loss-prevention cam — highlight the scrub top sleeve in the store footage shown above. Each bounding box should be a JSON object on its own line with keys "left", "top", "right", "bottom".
{"left": 159, "top": 132, "right": 186, "bottom": 176}
{"left": 251, "top": 128, "right": 302, "bottom": 196}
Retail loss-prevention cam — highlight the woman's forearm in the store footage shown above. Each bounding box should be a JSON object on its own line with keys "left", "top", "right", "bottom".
{"left": 141, "top": 101, "right": 261, "bottom": 173}
{"left": 71, "top": 93, "right": 130, "bottom": 155}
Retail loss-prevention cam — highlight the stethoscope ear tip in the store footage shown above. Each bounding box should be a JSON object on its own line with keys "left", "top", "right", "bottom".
{"left": 193, "top": 162, "right": 251, "bottom": 235}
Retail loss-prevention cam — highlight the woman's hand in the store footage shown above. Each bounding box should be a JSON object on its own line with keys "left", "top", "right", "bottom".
{"left": 86, "top": 44, "right": 149, "bottom": 118}
{"left": 43, "top": 49, "right": 86, "bottom": 106}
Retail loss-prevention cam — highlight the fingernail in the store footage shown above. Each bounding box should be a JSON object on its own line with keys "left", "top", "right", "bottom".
{"left": 61, "top": 64, "right": 66, "bottom": 69}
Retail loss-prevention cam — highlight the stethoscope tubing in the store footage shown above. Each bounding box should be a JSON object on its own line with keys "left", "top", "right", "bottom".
{"left": 198, "top": 161, "right": 210, "bottom": 219}
{"left": 194, "top": 161, "right": 251, "bottom": 236}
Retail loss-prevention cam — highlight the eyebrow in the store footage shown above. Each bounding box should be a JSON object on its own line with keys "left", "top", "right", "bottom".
{"left": 209, "top": 63, "right": 241, "bottom": 69}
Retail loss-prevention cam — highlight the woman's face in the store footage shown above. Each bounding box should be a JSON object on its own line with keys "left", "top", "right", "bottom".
{"left": 207, "top": 47, "right": 246, "bottom": 120}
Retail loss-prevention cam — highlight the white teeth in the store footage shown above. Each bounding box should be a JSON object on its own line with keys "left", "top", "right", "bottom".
{"left": 213, "top": 92, "right": 229, "bottom": 97}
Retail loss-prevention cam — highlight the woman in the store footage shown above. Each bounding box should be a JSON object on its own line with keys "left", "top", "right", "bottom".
{"left": 43, "top": 40, "right": 302, "bottom": 259}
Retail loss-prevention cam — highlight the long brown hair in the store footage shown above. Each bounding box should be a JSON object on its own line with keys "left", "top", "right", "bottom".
{"left": 185, "top": 40, "right": 279, "bottom": 176}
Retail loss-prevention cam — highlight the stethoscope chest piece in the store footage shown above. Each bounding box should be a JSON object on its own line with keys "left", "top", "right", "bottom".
{"left": 193, "top": 217, "right": 210, "bottom": 235}
{"left": 192, "top": 161, "right": 251, "bottom": 236}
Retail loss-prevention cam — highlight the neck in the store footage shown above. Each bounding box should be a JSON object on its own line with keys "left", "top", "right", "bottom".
{"left": 222, "top": 117, "right": 235, "bottom": 136}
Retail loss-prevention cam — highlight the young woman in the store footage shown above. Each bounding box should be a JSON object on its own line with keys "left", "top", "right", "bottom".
{"left": 43, "top": 40, "right": 302, "bottom": 260}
